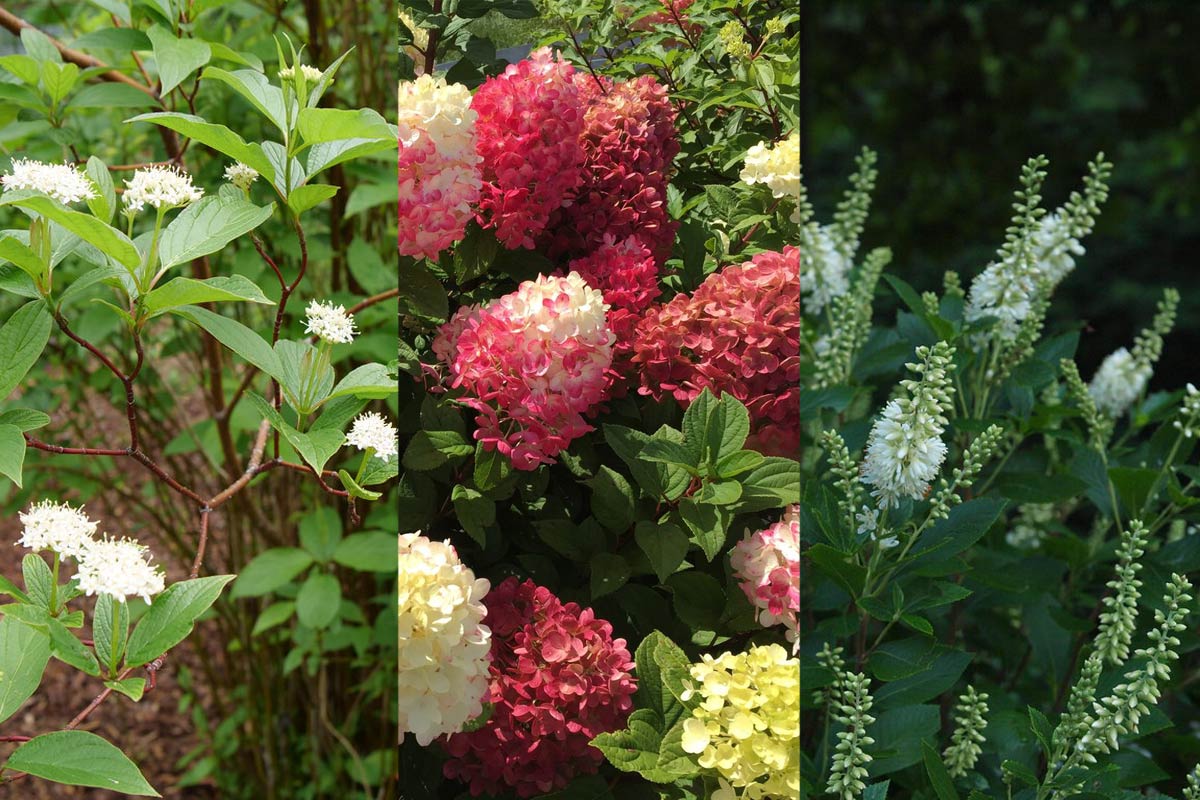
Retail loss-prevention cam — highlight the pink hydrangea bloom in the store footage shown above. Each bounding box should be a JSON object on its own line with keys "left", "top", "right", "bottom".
{"left": 541, "top": 74, "right": 679, "bottom": 263}
{"left": 730, "top": 513, "right": 800, "bottom": 651}
{"left": 471, "top": 48, "right": 586, "bottom": 250}
{"left": 398, "top": 75, "right": 482, "bottom": 259}
{"left": 566, "top": 233, "right": 661, "bottom": 356}
{"left": 441, "top": 578, "right": 637, "bottom": 798}
{"left": 631, "top": 246, "right": 800, "bottom": 456}
{"left": 433, "top": 273, "right": 614, "bottom": 470}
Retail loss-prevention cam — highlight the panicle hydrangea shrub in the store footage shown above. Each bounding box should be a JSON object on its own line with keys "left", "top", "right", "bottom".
{"left": 440, "top": 577, "right": 637, "bottom": 798}
{"left": 470, "top": 47, "right": 585, "bottom": 249}
{"left": 631, "top": 246, "right": 800, "bottom": 455}
{"left": 679, "top": 643, "right": 801, "bottom": 799}
{"left": 433, "top": 272, "right": 614, "bottom": 469}
{"left": 398, "top": 533, "right": 493, "bottom": 747}
{"left": 398, "top": 74, "right": 483, "bottom": 259}
{"left": 540, "top": 73, "right": 680, "bottom": 263}
{"left": 730, "top": 512, "right": 800, "bottom": 651}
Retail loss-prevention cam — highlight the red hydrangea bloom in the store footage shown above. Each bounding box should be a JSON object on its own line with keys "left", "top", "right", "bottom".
{"left": 432, "top": 273, "right": 614, "bottom": 470}
{"left": 541, "top": 74, "right": 680, "bottom": 263}
{"left": 566, "top": 234, "right": 661, "bottom": 346}
{"left": 471, "top": 48, "right": 586, "bottom": 250}
{"left": 631, "top": 246, "right": 800, "bottom": 456}
{"left": 441, "top": 578, "right": 637, "bottom": 798}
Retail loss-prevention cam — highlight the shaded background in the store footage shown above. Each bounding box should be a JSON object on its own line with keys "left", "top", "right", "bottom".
{"left": 802, "top": 0, "right": 1200, "bottom": 388}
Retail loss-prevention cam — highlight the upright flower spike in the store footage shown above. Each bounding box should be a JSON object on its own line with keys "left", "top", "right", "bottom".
{"left": 304, "top": 300, "right": 357, "bottom": 344}
{"left": 1, "top": 159, "right": 97, "bottom": 205}
{"left": 346, "top": 412, "right": 399, "bottom": 462}
{"left": 943, "top": 686, "right": 989, "bottom": 778}
{"left": 799, "top": 149, "right": 876, "bottom": 315}
{"left": 730, "top": 515, "right": 800, "bottom": 651}
{"left": 679, "top": 644, "right": 800, "bottom": 799}
{"left": 398, "top": 534, "right": 492, "bottom": 747}
{"left": 1094, "top": 519, "right": 1150, "bottom": 665}
{"left": 741, "top": 131, "right": 801, "bottom": 223}
{"left": 74, "top": 536, "right": 166, "bottom": 604}
{"left": 433, "top": 273, "right": 614, "bottom": 470}
{"left": 397, "top": 74, "right": 482, "bottom": 259}
{"left": 470, "top": 48, "right": 586, "bottom": 249}
{"left": 1089, "top": 288, "right": 1179, "bottom": 417}
{"left": 1184, "top": 764, "right": 1200, "bottom": 800}
{"left": 122, "top": 165, "right": 203, "bottom": 213}
{"left": 1175, "top": 383, "right": 1200, "bottom": 439}
{"left": 860, "top": 341, "right": 956, "bottom": 508}
{"left": 825, "top": 670, "right": 875, "bottom": 800}
{"left": 18, "top": 500, "right": 99, "bottom": 560}
{"left": 440, "top": 578, "right": 636, "bottom": 798}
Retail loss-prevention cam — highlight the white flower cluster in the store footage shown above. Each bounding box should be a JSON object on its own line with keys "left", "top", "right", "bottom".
{"left": 1176, "top": 383, "right": 1200, "bottom": 438}
{"left": 398, "top": 533, "right": 492, "bottom": 746}
{"left": 1088, "top": 347, "right": 1151, "bottom": 418}
{"left": 740, "top": 131, "right": 801, "bottom": 223}
{"left": 397, "top": 74, "right": 479, "bottom": 164}
{"left": 123, "top": 165, "right": 203, "bottom": 212}
{"left": 223, "top": 162, "right": 258, "bottom": 191}
{"left": 279, "top": 64, "right": 323, "bottom": 82}
{"left": 799, "top": 225, "right": 851, "bottom": 314}
{"left": 1, "top": 159, "right": 97, "bottom": 205}
{"left": 514, "top": 271, "right": 613, "bottom": 350}
{"left": 17, "top": 501, "right": 165, "bottom": 604}
{"left": 18, "top": 500, "right": 99, "bottom": 559}
{"left": 75, "top": 536, "right": 166, "bottom": 605}
{"left": 347, "top": 412, "right": 398, "bottom": 462}
{"left": 304, "top": 300, "right": 357, "bottom": 344}
{"left": 965, "top": 212, "right": 1083, "bottom": 343}
{"left": 861, "top": 342, "right": 955, "bottom": 508}
{"left": 1094, "top": 519, "right": 1150, "bottom": 665}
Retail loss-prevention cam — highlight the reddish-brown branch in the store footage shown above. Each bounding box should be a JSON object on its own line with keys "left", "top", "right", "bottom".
{"left": 23, "top": 436, "right": 126, "bottom": 457}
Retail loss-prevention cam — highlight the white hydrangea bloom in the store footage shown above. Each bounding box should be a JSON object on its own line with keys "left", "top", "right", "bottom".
{"left": 304, "top": 300, "right": 357, "bottom": 344}
{"left": 861, "top": 399, "right": 948, "bottom": 508}
{"left": 399, "top": 533, "right": 492, "bottom": 746}
{"left": 223, "top": 162, "right": 258, "bottom": 191}
{"left": 1088, "top": 347, "right": 1151, "bottom": 418}
{"left": 1, "top": 159, "right": 97, "bottom": 205}
{"left": 347, "top": 412, "right": 399, "bottom": 462}
{"left": 800, "top": 225, "right": 851, "bottom": 314}
{"left": 123, "top": 165, "right": 203, "bottom": 212}
{"left": 740, "top": 131, "right": 801, "bottom": 223}
{"left": 18, "top": 500, "right": 99, "bottom": 559}
{"left": 75, "top": 536, "right": 166, "bottom": 604}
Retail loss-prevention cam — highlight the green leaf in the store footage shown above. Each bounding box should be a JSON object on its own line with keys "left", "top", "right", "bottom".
{"left": 0, "top": 300, "right": 52, "bottom": 402}
{"left": 0, "top": 408, "right": 49, "bottom": 432}
{"left": 922, "top": 741, "right": 960, "bottom": 800}
{"left": 678, "top": 499, "right": 729, "bottom": 561}
{"left": 69, "top": 82, "right": 156, "bottom": 110}
{"left": 908, "top": 498, "right": 1008, "bottom": 565}
{"left": 125, "top": 575, "right": 235, "bottom": 666}
{"left": 1028, "top": 706, "right": 1054, "bottom": 759}
{"left": 590, "top": 553, "right": 630, "bottom": 599}
{"left": 590, "top": 709, "right": 674, "bottom": 782}
{"left": 587, "top": 466, "right": 635, "bottom": 533}
{"left": 707, "top": 394, "right": 751, "bottom": 462}
{"left": 40, "top": 62, "right": 80, "bottom": 105}
{"left": 452, "top": 485, "right": 495, "bottom": 546}
{"left": 666, "top": 572, "right": 724, "bottom": 630}
{"left": 604, "top": 424, "right": 686, "bottom": 500}
{"left": 1108, "top": 467, "right": 1161, "bottom": 514}
{"left": 295, "top": 573, "right": 340, "bottom": 630}
{"left": 327, "top": 363, "right": 397, "bottom": 402}
{"left": 142, "top": 275, "right": 272, "bottom": 317}
{"left": 333, "top": 532, "right": 399, "bottom": 573}
{"left": 173, "top": 306, "right": 282, "bottom": 381}
{"left": 338, "top": 468, "right": 382, "bottom": 501}
{"left": 85, "top": 156, "right": 116, "bottom": 223}
{"left": 635, "top": 521, "right": 690, "bottom": 583}
{"left": 201, "top": 67, "right": 288, "bottom": 134}
{"left": 157, "top": 195, "right": 273, "bottom": 270}
{"left": 47, "top": 617, "right": 100, "bottom": 676}
{"left": 6, "top": 731, "right": 159, "bottom": 796}
{"left": 93, "top": 593, "right": 129, "bottom": 674}
{"left": 297, "top": 108, "right": 393, "bottom": 145}
{"left": 231, "top": 547, "right": 314, "bottom": 598}
{"left": 474, "top": 441, "right": 511, "bottom": 492}
{"left": 0, "top": 424, "right": 26, "bottom": 487}
{"left": 298, "top": 507, "right": 341, "bottom": 563}
{"left": 287, "top": 184, "right": 338, "bottom": 216}
{"left": 807, "top": 543, "right": 866, "bottom": 598}
{"left": 738, "top": 456, "right": 800, "bottom": 509}
{"left": 403, "top": 429, "right": 472, "bottom": 471}
{"left": 305, "top": 137, "right": 398, "bottom": 178}
{"left": 146, "top": 24, "right": 210, "bottom": 95}
{"left": 251, "top": 602, "right": 295, "bottom": 636}
{"left": 0, "top": 616, "right": 50, "bottom": 724}
{"left": 105, "top": 677, "right": 146, "bottom": 701}
{"left": 126, "top": 113, "right": 274, "bottom": 181}
{"left": 398, "top": 258, "right": 449, "bottom": 321}
{"left": 22, "top": 553, "right": 53, "bottom": 610}
{"left": 715, "top": 449, "right": 764, "bottom": 479}
{"left": 0, "top": 194, "right": 140, "bottom": 270}
{"left": 0, "top": 234, "right": 45, "bottom": 282}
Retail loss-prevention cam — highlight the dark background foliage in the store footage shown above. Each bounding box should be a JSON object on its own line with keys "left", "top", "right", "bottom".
{"left": 803, "top": 0, "right": 1200, "bottom": 388}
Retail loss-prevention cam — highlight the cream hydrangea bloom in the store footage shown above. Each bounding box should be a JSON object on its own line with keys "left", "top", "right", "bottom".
{"left": 399, "top": 534, "right": 492, "bottom": 746}
{"left": 397, "top": 74, "right": 479, "bottom": 164}
{"left": 679, "top": 644, "right": 800, "bottom": 798}
{"left": 1, "top": 159, "right": 97, "bottom": 205}
{"left": 741, "top": 131, "right": 800, "bottom": 222}
{"left": 18, "top": 500, "right": 99, "bottom": 559}
{"left": 123, "top": 165, "right": 203, "bottom": 212}
{"left": 75, "top": 536, "right": 166, "bottom": 604}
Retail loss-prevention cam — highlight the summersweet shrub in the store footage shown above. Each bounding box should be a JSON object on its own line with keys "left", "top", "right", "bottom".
{"left": 0, "top": 11, "right": 397, "bottom": 797}
{"left": 801, "top": 145, "right": 1200, "bottom": 799}
{"left": 399, "top": 0, "right": 799, "bottom": 797}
